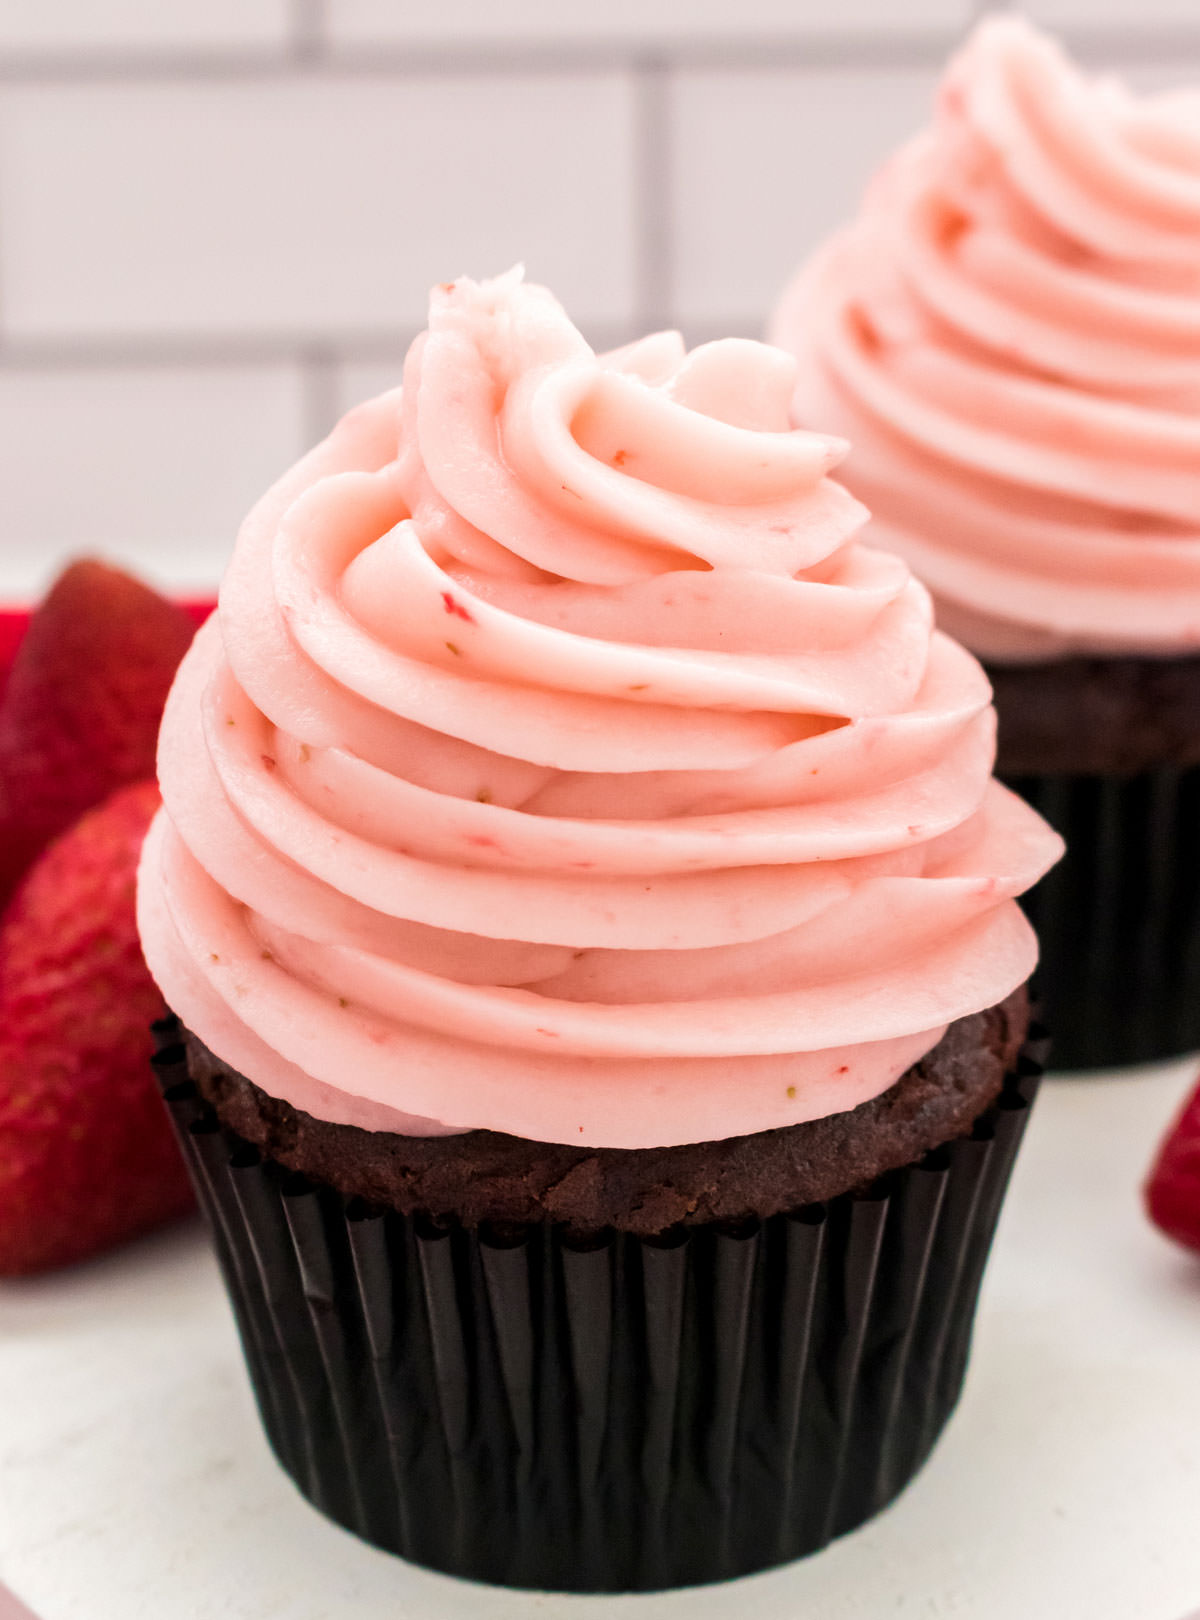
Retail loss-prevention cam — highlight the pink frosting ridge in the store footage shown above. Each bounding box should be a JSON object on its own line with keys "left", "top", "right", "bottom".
{"left": 137, "top": 270, "right": 1061, "bottom": 1149}
{"left": 771, "top": 15, "right": 1200, "bottom": 663}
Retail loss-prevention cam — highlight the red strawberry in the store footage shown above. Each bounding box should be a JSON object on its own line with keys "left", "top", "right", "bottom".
{"left": 1145, "top": 1072, "right": 1200, "bottom": 1255}
{"left": 0, "top": 561, "right": 196, "bottom": 905}
{"left": 0, "top": 608, "right": 28, "bottom": 708}
{"left": 180, "top": 597, "right": 218, "bottom": 633}
{"left": 0, "top": 780, "right": 193, "bottom": 1274}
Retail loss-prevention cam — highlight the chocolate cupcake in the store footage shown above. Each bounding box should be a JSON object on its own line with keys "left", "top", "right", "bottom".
{"left": 771, "top": 16, "right": 1200, "bottom": 1068}
{"left": 138, "top": 271, "right": 1061, "bottom": 1588}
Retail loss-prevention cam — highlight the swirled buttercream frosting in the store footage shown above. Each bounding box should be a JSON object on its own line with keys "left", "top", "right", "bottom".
{"left": 772, "top": 15, "right": 1200, "bottom": 663}
{"left": 137, "top": 270, "right": 1061, "bottom": 1148}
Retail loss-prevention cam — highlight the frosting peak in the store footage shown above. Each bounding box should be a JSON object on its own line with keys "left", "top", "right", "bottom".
{"left": 409, "top": 268, "right": 861, "bottom": 588}
{"left": 138, "top": 272, "right": 1061, "bottom": 1148}
{"left": 772, "top": 16, "right": 1200, "bottom": 662}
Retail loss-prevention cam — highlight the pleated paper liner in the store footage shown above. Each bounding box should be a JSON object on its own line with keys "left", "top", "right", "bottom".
{"left": 1005, "top": 763, "right": 1200, "bottom": 1070}
{"left": 152, "top": 1018, "right": 1044, "bottom": 1593}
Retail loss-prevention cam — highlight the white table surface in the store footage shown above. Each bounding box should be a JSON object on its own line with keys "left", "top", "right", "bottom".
{"left": 1, "top": 1061, "right": 1199, "bottom": 1620}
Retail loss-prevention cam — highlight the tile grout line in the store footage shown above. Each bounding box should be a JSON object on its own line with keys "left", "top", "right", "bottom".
{"left": 0, "top": 24, "right": 1192, "bottom": 82}
{"left": 631, "top": 57, "right": 673, "bottom": 336}
{"left": 0, "top": 320, "right": 641, "bottom": 372}
{"left": 299, "top": 346, "right": 340, "bottom": 444}
{"left": 319, "top": 29, "right": 979, "bottom": 71}
{"left": 0, "top": 336, "right": 388, "bottom": 371}
{"left": 289, "top": 0, "right": 327, "bottom": 64}
{"left": 0, "top": 28, "right": 1075, "bottom": 85}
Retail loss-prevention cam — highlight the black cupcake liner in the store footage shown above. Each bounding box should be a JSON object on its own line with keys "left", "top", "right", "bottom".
{"left": 1005, "top": 764, "right": 1200, "bottom": 1069}
{"left": 152, "top": 1018, "right": 1043, "bottom": 1592}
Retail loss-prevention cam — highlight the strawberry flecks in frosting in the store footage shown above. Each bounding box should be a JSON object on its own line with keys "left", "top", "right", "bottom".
{"left": 771, "top": 15, "right": 1200, "bottom": 663}
{"left": 137, "top": 269, "right": 1061, "bottom": 1149}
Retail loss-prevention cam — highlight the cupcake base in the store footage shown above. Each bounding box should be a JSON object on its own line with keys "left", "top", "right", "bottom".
{"left": 1005, "top": 766, "right": 1200, "bottom": 1070}
{"left": 989, "top": 651, "right": 1200, "bottom": 1070}
{"left": 153, "top": 1018, "right": 1044, "bottom": 1592}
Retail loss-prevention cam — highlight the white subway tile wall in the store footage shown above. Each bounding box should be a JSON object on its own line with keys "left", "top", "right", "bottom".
{"left": 0, "top": 0, "right": 1198, "bottom": 595}
{"left": 333, "top": 360, "right": 407, "bottom": 424}
{"left": 670, "top": 66, "right": 940, "bottom": 333}
{"left": 0, "top": 364, "right": 305, "bottom": 595}
{"left": 0, "top": 0, "right": 290, "bottom": 57}
{"left": 0, "top": 76, "right": 636, "bottom": 340}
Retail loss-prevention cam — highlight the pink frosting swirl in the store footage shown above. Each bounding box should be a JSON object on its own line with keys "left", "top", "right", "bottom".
{"left": 137, "top": 271, "right": 1061, "bottom": 1149}
{"left": 772, "top": 15, "right": 1200, "bottom": 662}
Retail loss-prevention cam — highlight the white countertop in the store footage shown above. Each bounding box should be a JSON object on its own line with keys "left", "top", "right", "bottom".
{"left": 2, "top": 1062, "right": 1199, "bottom": 1620}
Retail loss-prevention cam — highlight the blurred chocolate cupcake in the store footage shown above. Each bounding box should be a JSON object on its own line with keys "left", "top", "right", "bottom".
{"left": 772, "top": 16, "right": 1200, "bottom": 1068}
